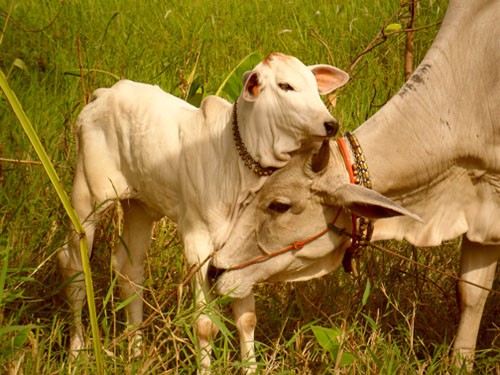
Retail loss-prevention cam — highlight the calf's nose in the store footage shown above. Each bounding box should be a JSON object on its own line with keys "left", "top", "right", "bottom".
{"left": 324, "top": 119, "right": 339, "bottom": 137}
{"left": 207, "top": 262, "right": 226, "bottom": 286}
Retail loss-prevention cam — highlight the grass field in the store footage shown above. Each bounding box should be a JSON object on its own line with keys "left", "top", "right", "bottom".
{"left": 1, "top": 0, "right": 499, "bottom": 373}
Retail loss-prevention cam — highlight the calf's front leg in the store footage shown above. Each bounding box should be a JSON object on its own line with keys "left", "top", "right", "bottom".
{"left": 183, "top": 234, "right": 220, "bottom": 374}
{"left": 233, "top": 294, "right": 257, "bottom": 374}
{"left": 194, "top": 268, "right": 220, "bottom": 374}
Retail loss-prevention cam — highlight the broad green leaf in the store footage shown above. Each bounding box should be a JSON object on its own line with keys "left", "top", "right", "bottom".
{"left": 216, "top": 52, "right": 263, "bottom": 100}
{"left": 311, "top": 325, "right": 356, "bottom": 366}
{"left": 13, "top": 58, "right": 28, "bottom": 72}
{"left": 311, "top": 325, "right": 341, "bottom": 352}
{"left": 339, "top": 351, "right": 356, "bottom": 366}
{"left": 187, "top": 78, "right": 204, "bottom": 106}
{"left": 0, "top": 325, "right": 36, "bottom": 354}
{"left": 385, "top": 23, "right": 402, "bottom": 32}
{"left": 0, "top": 325, "right": 35, "bottom": 336}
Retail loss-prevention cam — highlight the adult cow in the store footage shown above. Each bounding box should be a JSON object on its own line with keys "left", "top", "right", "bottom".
{"left": 58, "top": 53, "right": 349, "bottom": 372}
{"left": 209, "top": 0, "right": 500, "bottom": 370}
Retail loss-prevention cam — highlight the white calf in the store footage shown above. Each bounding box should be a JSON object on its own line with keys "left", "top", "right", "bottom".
{"left": 58, "top": 52, "right": 349, "bottom": 372}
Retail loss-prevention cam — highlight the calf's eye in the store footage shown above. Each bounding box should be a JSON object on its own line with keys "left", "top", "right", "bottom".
{"left": 268, "top": 201, "right": 291, "bottom": 213}
{"left": 278, "top": 82, "right": 294, "bottom": 92}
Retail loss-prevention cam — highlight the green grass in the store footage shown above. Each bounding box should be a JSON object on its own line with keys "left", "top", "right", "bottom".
{"left": 1, "top": 0, "right": 499, "bottom": 373}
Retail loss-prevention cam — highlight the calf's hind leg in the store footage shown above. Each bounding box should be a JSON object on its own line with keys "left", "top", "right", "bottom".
{"left": 59, "top": 136, "right": 134, "bottom": 355}
{"left": 58, "top": 162, "right": 115, "bottom": 355}
{"left": 112, "top": 199, "right": 155, "bottom": 356}
{"left": 453, "top": 237, "right": 499, "bottom": 370}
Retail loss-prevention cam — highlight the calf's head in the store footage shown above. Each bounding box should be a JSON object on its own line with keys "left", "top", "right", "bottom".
{"left": 237, "top": 53, "right": 349, "bottom": 167}
{"left": 208, "top": 140, "right": 420, "bottom": 299}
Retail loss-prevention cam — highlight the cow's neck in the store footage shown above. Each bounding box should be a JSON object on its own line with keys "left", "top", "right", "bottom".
{"left": 360, "top": 0, "right": 498, "bottom": 191}
{"left": 353, "top": 93, "right": 472, "bottom": 246}
{"left": 356, "top": 86, "right": 455, "bottom": 199}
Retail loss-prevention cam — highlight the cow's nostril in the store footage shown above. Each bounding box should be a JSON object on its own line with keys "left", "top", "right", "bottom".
{"left": 324, "top": 120, "right": 339, "bottom": 137}
{"left": 207, "top": 262, "right": 226, "bottom": 286}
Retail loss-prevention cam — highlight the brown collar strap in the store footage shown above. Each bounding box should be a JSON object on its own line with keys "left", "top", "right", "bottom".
{"left": 232, "top": 101, "right": 275, "bottom": 177}
{"left": 337, "top": 132, "right": 374, "bottom": 276}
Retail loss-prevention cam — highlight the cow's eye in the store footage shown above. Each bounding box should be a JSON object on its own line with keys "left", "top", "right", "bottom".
{"left": 278, "top": 82, "right": 294, "bottom": 92}
{"left": 268, "top": 201, "right": 291, "bottom": 213}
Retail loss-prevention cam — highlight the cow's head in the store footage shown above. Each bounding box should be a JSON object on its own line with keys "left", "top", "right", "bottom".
{"left": 208, "top": 140, "right": 420, "bottom": 299}
{"left": 237, "top": 52, "right": 349, "bottom": 168}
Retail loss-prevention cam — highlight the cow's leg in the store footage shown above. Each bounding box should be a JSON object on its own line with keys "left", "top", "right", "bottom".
{"left": 232, "top": 294, "right": 257, "bottom": 374}
{"left": 112, "top": 200, "right": 154, "bottom": 357}
{"left": 58, "top": 163, "right": 108, "bottom": 356}
{"left": 453, "top": 238, "right": 499, "bottom": 370}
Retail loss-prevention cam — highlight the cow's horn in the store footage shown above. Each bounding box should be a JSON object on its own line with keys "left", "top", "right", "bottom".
{"left": 311, "top": 139, "right": 330, "bottom": 173}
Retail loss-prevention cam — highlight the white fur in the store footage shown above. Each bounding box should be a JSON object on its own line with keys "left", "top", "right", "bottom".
{"left": 58, "top": 52, "right": 349, "bottom": 373}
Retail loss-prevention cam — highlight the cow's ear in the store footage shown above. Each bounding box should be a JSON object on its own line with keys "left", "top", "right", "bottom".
{"left": 309, "top": 65, "right": 349, "bottom": 95}
{"left": 313, "top": 179, "right": 422, "bottom": 221}
{"left": 243, "top": 72, "right": 260, "bottom": 102}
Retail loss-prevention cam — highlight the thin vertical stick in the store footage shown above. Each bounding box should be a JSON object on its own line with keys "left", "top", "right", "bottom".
{"left": 76, "top": 37, "right": 89, "bottom": 104}
{"left": 405, "top": 0, "right": 416, "bottom": 81}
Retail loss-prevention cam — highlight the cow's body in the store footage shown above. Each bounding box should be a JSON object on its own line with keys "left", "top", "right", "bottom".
{"left": 58, "top": 53, "right": 349, "bottom": 373}
{"left": 209, "top": 1, "right": 500, "bottom": 370}
{"left": 363, "top": 0, "right": 500, "bottom": 247}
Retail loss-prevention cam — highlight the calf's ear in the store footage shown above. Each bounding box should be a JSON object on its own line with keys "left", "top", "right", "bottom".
{"left": 242, "top": 71, "right": 260, "bottom": 102}
{"left": 313, "top": 179, "right": 422, "bottom": 221}
{"left": 309, "top": 65, "right": 349, "bottom": 95}
{"left": 242, "top": 70, "right": 252, "bottom": 85}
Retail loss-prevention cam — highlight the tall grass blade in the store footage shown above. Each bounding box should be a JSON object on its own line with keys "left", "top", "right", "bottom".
{"left": 0, "top": 69, "right": 104, "bottom": 375}
{"left": 361, "top": 278, "right": 371, "bottom": 306}
{"left": 63, "top": 68, "right": 121, "bottom": 81}
{"left": 0, "top": 243, "right": 9, "bottom": 307}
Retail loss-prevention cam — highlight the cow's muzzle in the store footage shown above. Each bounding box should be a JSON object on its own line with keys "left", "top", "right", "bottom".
{"left": 207, "top": 261, "right": 227, "bottom": 286}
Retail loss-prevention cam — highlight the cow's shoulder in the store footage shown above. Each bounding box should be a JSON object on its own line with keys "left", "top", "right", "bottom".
{"left": 199, "top": 95, "right": 232, "bottom": 126}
